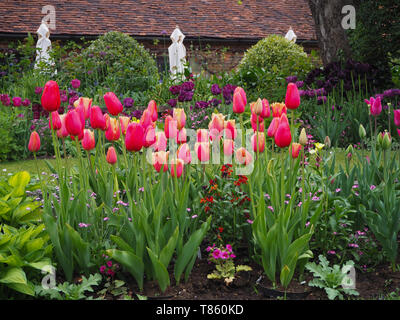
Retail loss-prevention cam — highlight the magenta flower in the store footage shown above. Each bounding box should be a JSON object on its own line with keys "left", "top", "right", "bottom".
{"left": 212, "top": 249, "right": 221, "bottom": 259}
{"left": 99, "top": 265, "right": 106, "bottom": 273}
{"left": 221, "top": 251, "right": 230, "bottom": 259}
{"left": 226, "top": 244, "right": 232, "bottom": 252}
{"left": 35, "top": 87, "right": 43, "bottom": 95}
{"left": 71, "top": 79, "right": 81, "bottom": 89}
{"left": 12, "top": 96, "right": 22, "bottom": 107}
{"left": 106, "top": 260, "right": 113, "bottom": 268}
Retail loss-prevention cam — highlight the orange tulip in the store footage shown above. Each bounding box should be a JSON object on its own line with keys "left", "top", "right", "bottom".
{"left": 173, "top": 108, "right": 186, "bottom": 130}
{"left": 82, "top": 129, "right": 95, "bottom": 151}
{"left": 74, "top": 97, "right": 92, "bottom": 120}
{"left": 119, "top": 116, "right": 130, "bottom": 135}
{"left": 28, "top": 131, "right": 41, "bottom": 152}
{"left": 105, "top": 117, "right": 120, "bottom": 141}
{"left": 106, "top": 146, "right": 117, "bottom": 165}
{"left": 251, "top": 131, "right": 265, "bottom": 153}
{"left": 291, "top": 143, "right": 302, "bottom": 159}
{"left": 208, "top": 113, "right": 225, "bottom": 133}
{"left": 271, "top": 102, "right": 287, "bottom": 118}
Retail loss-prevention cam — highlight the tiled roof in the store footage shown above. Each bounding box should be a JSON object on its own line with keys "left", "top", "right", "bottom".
{"left": 0, "top": 0, "right": 316, "bottom": 41}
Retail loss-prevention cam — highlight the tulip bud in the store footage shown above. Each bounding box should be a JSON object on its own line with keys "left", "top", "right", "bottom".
{"left": 28, "top": 131, "right": 41, "bottom": 152}
{"left": 299, "top": 128, "right": 308, "bottom": 146}
{"left": 106, "top": 146, "right": 117, "bottom": 165}
{"left": 345, "top": 144, "right": 354, "bottom": 156}
{"left": 274, "top": 114, "right": 292, "bottom": 148}
{"left": 253, "top": 98, "right": 263, "bottom": 116}
{"left": 359, "top": 124, "right": 366, "bottom": 140}
{"left": 381, "top": 132, "right": 391, "bottom": 150}
{"left": 324, "top": 136, "right": 331, "bottom": 149}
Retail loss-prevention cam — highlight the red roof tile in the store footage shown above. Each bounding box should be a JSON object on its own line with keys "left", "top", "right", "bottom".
{"left": 0, "top": 0, "right": 316, "bottom": 40}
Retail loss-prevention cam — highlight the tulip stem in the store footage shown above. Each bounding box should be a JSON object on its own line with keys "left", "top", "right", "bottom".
{"left": 33, "top": 152, "right": 42, "bottom": 186}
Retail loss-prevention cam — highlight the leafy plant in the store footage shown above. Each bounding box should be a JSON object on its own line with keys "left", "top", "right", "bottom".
{"left": 35, "top": 273, "right": 101, "bottom": 300}
{"left": 305, "top": 255, "right": 359, "bottom": 300}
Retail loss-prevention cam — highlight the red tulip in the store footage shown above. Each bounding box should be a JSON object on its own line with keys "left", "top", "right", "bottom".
{"left": 125, "top": 122, "right": 144, "bottom": 152}
{"left": 106, "top": 146, "right": 117, "bottom": 165}
{"left": 291, "top": 143, "right": 302, "bottom": 159}
{"left": 153, "top": 151, "right": 169, "bottom": 172}
{"left": 195, "top": 142, "right": 210, "bottom": 162}
{"left": 74, "top": 97, "right": 92, "bottom": 120}
{"left": 233, "top": 87, "right": 246, "bottom": 113}
{"left": 147, "top": 100, "right": 158, "bottom": 122}
{"left": 164, "top": 115, "right": 178, "bottom": 139}
{"left": 267, "top": 117, "right": 280, "bottom": 138}
{"left": 28, "top": 131, "right": 40, "bottom": 152}
{"left": 235, "top": 147, "right": 252, "bottom": 165}
{"left": 49, "top": 111, "right": 62, "bottom": 130}
{"left": 274, "top": 114, "right": 292, "bottom": 148}
{"left": 41, "top": 80, "right": 60, "bottom": 112}
{"left": 104, "top": 92, "right": 123, "bottom": 116}
{"left": 105, "top": 118, "right": 120, "bottom": 141}
{"left": 285, "top": 82, "right": 301, "bottom": 110}
{"left": 140, "top": 109, "right": 153, "bottom": 130}
{"left": 170, "top": 158, "right": 184, "bottom": 178}
{"left": 65, "top": 109, "right": 83, "bottom": 137}
{"left": 82, "top": 129, "right": 95, "bottom": 151}
{"left": 90, "top": 106, "right": 106, "bottom": 130}
{"left": 394, "top": 109, "right": 400, "bottom": 127}
{"left": 177, "top": 143, "right": 192, "bottom": 164}
{"left": 251, "top": 131, "right": 265, "bottom": 153}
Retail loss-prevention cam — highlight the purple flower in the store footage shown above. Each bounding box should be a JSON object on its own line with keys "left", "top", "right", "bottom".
{"left": 169, "top": 85, "right": 181, "bottom": 95}
{"left": 167, "top": 98, "right": 177, "bottom": 108}
{"left": 161, "top": 30, "right": 168, "bottom": 36}
{"left": 211, "top": 84, "right": 221, "bottom": 95}
{"left": 61, "top": 94, "right": 68, "bottom": 103}
{"left": 35, "top": 87, "right": 43, "bottom": 95}
{"left": 295, "top": 81, "right": 304, "bottom": 88}
{"left": 12, "top": 97, "right": 22, "bottom": 107}
{"left": 327, "top": 250, "right": 336, "bottom": 255}
{"left": 70, "top": 79, "right": 81, "bottom": 89}
{"left": 22, "top": 98, "right": 31, "bottom": 107}
{"left": 317, "top": 96, "right": 327, "bottom": 105}
{"left": 370, "top": 185, "right": 376, "bottom": 191}
{"left": 286, "top": 76, "right": 298, "bottom": 83}
{"left": 123, "top": 97, "right": 135, "bottom": 108}
{"left": 181, "top": 81, "right": 194, "bottom": 92}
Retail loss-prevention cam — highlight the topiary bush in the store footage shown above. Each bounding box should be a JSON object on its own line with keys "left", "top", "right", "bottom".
{"left": 234, "top": 34, "right": 315, "bottom": 101}
{"left": 60, "top": 31, "right": 159, "bottom": 101}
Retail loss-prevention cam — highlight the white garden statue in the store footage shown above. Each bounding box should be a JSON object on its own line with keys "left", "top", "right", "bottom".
{"left": 34, "top": 21, "right": 56, "bottom": 72}
{"left": 285, "top": 27, "right": 297, "bottom": 43}
{"left": 168, "top": 26, "right": 186, "bottom": 81}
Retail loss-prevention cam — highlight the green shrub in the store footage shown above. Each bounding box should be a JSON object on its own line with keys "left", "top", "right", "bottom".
{"left": 59, "top": 31, "right": 159, "bottom": 100}
{"left": 234, "top": 35, "right": 314, "bottom": 101}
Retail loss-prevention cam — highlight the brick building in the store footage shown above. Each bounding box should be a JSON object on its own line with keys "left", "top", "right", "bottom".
{"left": 0, "top": 0, "right": 317, "bottom": 73}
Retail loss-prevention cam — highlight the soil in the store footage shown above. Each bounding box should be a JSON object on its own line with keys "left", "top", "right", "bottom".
{"left": 115, "top": 247, "right": 400, "bottom": 301}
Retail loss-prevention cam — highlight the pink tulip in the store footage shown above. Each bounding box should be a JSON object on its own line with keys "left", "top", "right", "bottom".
{"left": 170, "top": 158, "right": 184, "bottom": 178}
{"left": 251, "top": 132, "right": 265, "bottom": 153}
{"left": 57, "top": 114, "right": 69, "bottom": 139}
{"left": 267, "top": 117, "right": 280, "bottom": 138}
{"left": 197, "top": 129, "right": 209, "bottom": 142}
{"left": 104, "top": 92, "right": 123, "bottom": 116}
{"left": 147, "top": 100, "right": 158, "bottom": 122}
{"left": 153, "top": 131, "right": 167, "bottom": 151}
{"left": 153, "top": 151, "right": 169, "bottom": 172}
{"left": 125, "top": 122, "right": 144, "bottom": 152}
{"left": 106, "top": 146, "right": 117, "bottom": 165}
{"left": 394, "top": 109, "right": 400, "bottom": 127}
{"left": 82, "top": 129, "right": 95, "bottom": 151}
{"left": 370, "top": 96, "right": 382, "bottom": 116}
{"left": 164, "top": 115, "right": 178, "bottom": 139}
{"left": 177, "top": 128, "right": 187, "bottom": 144}
{"left": 208, "top": 113, "right": 225, "bottom": 133}
{"left": 140, "top": 109, "right": 153, "bottom": 130}
{"left": 260, "top": 98, "right": 271, "bottom": 119}
{"left": 233, "top": 87, "right": 246, "bottom": 113}
{"left": 143, "top": 125, "right": 156, "bottom": 148}
{"left": 224, "top": 120, "right": 237, "bottom": 140}
{"left": 285, "top": 82, "right": 301, "bottom": 110}
{"left": 195, "top": 142, "right": 210, "bottom": 162}
{"left": 178, "top": 143, "right": 192, "bottom": 164}
{"left": 28, "top": 131, "right": 41, "bottom": 152}
{"left": 251, "top": 112, "right": 265, "bottom": 132}
{"left": 235, "top": 147, "right": 252, "bottom": 165}
{"left": 223, "top": 139, "right": 234, "bottom": 156}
